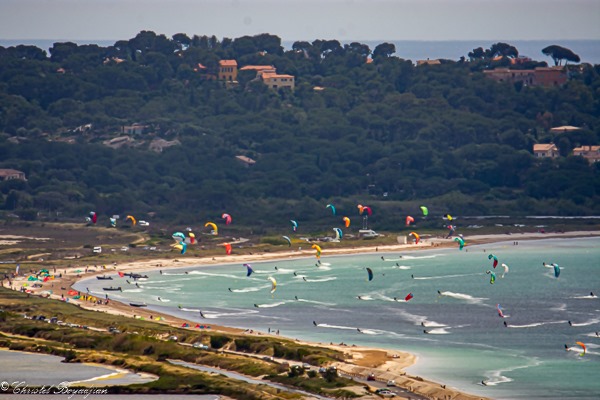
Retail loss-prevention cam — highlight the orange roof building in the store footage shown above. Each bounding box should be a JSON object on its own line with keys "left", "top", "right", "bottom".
{"left": 218, "top": 60, "right": 238, "bottom": 81}
{"left": 259, "top": 70, "right": 295, "bottom": 90}
{"left": 572, "top": 146, "right": 600, "bottom": 163}
{"left": 533, "top": 143, "right": 559, "bottom": 158}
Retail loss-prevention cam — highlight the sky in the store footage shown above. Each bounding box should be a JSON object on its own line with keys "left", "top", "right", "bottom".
{"left": 0, "top": 0, "right": 599, "bottom": 42}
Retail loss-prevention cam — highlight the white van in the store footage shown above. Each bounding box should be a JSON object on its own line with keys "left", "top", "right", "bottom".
{"left": 92, "top": 246, "right": 102, "bottom": 253}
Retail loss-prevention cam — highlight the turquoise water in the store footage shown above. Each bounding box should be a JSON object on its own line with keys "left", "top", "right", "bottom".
{"left": 77, "top": 237, "right": 600, "bottom": 399}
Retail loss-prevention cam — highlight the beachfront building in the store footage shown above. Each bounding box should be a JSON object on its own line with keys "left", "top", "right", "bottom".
{"left": 533, "top": 143, "right": 559, "bottom": 158}
{"left": 484, "top": 67, "right": 567, "bottom": 87}
{"left": 572, "top": 146, "right": 600, "bottom": 163}
{"left": 0, "top": 169, "right": 26, "bottom": 181}
{"left": 218, "top": 60, "right": 238, "bottom": 82}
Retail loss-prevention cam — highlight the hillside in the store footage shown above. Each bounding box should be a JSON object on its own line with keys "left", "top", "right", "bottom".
{"left": 0, "top": 32, "right": 599, "bottom": 231}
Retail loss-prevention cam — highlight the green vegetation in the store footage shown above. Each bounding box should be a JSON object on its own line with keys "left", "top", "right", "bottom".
{"left": 0, "top": 32, "right": 598, "bottom": 232}
{"left": 0, "top": 287, "right": 358, "bottom": 398}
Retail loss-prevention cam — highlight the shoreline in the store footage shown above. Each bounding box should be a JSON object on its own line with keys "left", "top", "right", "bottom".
{"left": 10, "top": 230, "right": 600, "bottom": 399}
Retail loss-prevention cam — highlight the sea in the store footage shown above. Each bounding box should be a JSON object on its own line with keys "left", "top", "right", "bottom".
{"left": 1, "top": 39, "right": 599, "bottom": 65}
{"left": 76, "top": 236, "right": 600, "bottom": 400}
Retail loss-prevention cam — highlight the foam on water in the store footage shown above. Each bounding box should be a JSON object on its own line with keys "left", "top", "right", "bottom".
{"left": 74, "top": 236, "right": 600, "bottom": 399}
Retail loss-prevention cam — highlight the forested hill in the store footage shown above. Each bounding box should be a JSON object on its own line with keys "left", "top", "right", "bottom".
{"left": 0, "top": 32, "right": 599, "bottom": 230}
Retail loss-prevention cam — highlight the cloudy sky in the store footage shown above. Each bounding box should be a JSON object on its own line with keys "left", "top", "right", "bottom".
{"left": 1, "top": 0, "right": 599, "bottom": 42}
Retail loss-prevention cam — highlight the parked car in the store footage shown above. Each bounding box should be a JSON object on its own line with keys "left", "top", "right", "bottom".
{"left": 376, "top": 388, "right": 396, "bottom": 397}
{"left": 193, "top": 343, "right": 209, "bottom": 350}
{"left": 386, "top": 380, "right": 396, "bottom": 387}
{"left": 367, "top": 373, "right": 376, "bottom": 381}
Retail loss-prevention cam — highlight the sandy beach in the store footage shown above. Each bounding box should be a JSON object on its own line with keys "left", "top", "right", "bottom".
{"left": 8, "top": 230, "right": 600, "bottom": 400}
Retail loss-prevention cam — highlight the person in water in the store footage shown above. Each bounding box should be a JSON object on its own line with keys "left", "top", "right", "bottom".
{"left": 503, "top": 321, "right": 508, "bottom": 327}
{"left": 228, "top": 288, "right": 232, "bottom": 292}
{"left": 568, "top": 320, "right": 573, "bottom": 326}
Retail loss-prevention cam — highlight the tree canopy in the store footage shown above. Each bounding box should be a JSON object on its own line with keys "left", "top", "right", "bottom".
{"left": 0, "top": 32, "right": 598, "bottom": 229}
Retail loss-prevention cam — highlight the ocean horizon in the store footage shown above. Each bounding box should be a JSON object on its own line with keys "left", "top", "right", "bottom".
{"left": 2, "top": 38, "right": 599, "bottom": 65}
{"left": 76, "top": 236, "right": 600, "bottom": 400}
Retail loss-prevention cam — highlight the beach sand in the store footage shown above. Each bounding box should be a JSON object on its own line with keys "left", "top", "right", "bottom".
{"left": 8, "top": 230, "right": 600, "bottom": 399}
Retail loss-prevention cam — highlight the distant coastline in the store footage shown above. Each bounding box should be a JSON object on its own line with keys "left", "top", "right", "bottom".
{"left": 1, "top": 38, "right": 599, "bottom": 65}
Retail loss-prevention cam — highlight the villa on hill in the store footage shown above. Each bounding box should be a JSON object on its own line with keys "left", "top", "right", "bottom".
{"left": 533, "top": 143, "right": 559, "bottom": 158}
{"left": 218, "top": 60, "right": 238, "bottom": 82}
{"left": 0, "top": 169, "right": 26, "bottom": 181}
{"left": 572, "top": 146, "right": 600, "bottom": 163}
{"left": 238, "top": 64, "right": 295, "bottom": 90}
{"left": 484, "top": 66, "right": 567, "bottom": 87}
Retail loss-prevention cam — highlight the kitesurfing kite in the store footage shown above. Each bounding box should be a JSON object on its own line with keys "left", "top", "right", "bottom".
{"left": 312, "top": 244, "right": 322, "bottom": 259}
{"left": 221, "top": 213, "right": 232, "bottom": 225}
{"left": 86, "top": 211, "right": 97, "bottom": 224}
{"left": 342, "top": 216, "right": 351, "bottom": 228}
{"left": 486, "top": 270, "right": 496, "bottom": 284}
{"left": 326, "top": 204, "right": 336, "bottom": 215}
{"left": 268, "top": 276, "right": 277, "bottom": 294}
{"left": 172, "top": 242, "right": 187, "bottom": 255}
{"left": 406, "top": 216, "right": 415, "bottom": 226}
{"left": 172, "top": 232, "right": 186, "bottom": 242}
{"left": 404, "top": 292, "right": 414, "bottom": 301}
{"left": 244, "top": 264, "right": 254, "bottom": 277}
{"left": 126, "top": 215, "right": 136, "bottom": 226}
{"left": 366, "top": 267, "right": 374, "bottom": 281}
{"left": 409, "top": 231, "right": 420, "bottom": 244}
{"left": 420, "top": 206, "right": 428, "bottom": 216}
{"left": 357, "top": 204, "right": 372, "bottom": 216}
{"left": 553, "top": 263, "right": 560, "bottom": 278}
{"left": 454, "top": 237, "right": 465, "bottom": 250}
{"left": 282, "top": 235, "right": 291, "bottom": 247}
{"left": 497, "top": 304, "right": 505, "bottom": 318}
{"left": 488, "top": 254, "right": 499, "bottom": 268}
{"left": 575, "top": 341, "right": 586, "bottom": 356}
{"left": 333, "top": 228, "right": 343, "bottom": 240}
{"left": 188, "top": 232, "right": 196, "bottom": 244}
{"left": 290, "top": 220, "right": 298, "bottom": 232}
{"left": 501, "top": 263, "right": 509, "bottom": 278}
{"left": 205, "top": 222, "right": 218, "bottom": 235}
{"left": 222, "top": 243, "right": 232, "bottom": 255}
